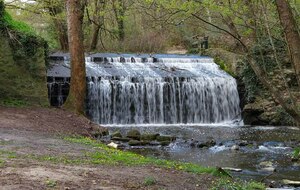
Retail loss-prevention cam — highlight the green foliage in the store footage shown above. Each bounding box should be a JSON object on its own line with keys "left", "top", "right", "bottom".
{"left": 2, "top": 11, "right": 34, "bottom": 35}
{"left": 241, "top": 61, "right": 260, "bottom": 102}
{"left": 242, "top": 38, "right": 286, "bottom": 102}
{"left": 214, "top": 57, "right": 236, "bottom": 77}
{"left": 143, "top": 176, "right": 157, "bottom": 186}
{"left": 292, "top": 147, "right": 300, "bottom": 160}
{"left": 211, "top": 178, "right": 265, "bottom": 190}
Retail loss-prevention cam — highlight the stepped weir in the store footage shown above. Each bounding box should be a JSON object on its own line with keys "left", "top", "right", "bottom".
{"left": 47, "top": 53, "right": 241, "bottom": 125}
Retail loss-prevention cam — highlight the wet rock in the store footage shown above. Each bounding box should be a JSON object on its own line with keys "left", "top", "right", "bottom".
{"left": 126, "top": 130, "right": 141, "bottom": 140}
{"left": 282, "top": 179, "right": 300, "bottom": 186}
{"left": 141, "top": 133, "right": 160, "bottom": 141}
{"left": 197, "top": 142, "right": 208, "bottom": 148}
{"left": 156, "top": 135, "right": 176, "bottom": 142}
{"left": 259, "top": 161, "right": 276, "bottom": 172}
{"left": 231, "top": 145, "right": 240, "bottom": 151}
{"left": 291, "top": 157, "right": 299, "bottom": 162}
{"left": 107, "top": 142, "right": 119, "bottom": 149}
{"left": 91, "top": 128, "right": 109, "bottom": 138}
{"left": 259, "top": 161, "right": 273, "bottom": 167}
{"left": 128, "top": 140, "right": 141, "bottom": 146}
{"left": 141, "top": 140, "right": 150, "bottom": 146}
{"left": 111, "top": 137, "right": 131, "bottom": 142}
{"left": 111, "top": 131, "right": 122, "bottom": 138}
{"left": 237, "top": 140, "right": 249, "bottom": 146}
{"left": 149, "top": 141, "right": 160, "bottom": 146}
{"left": 222, "top": 167, "right": 242, "bottom": 172}
{"left": 160, "top": 141, "right": 171, "bottom": 146}
{"left": 206, "top": 139, "right": 216, "bottom": 146}
{"left": 197, "top": 139, "right": 216, "bottom": 148}
{"left": 190, "top": 142, "right": 196, "bottom": 147}
{"left": 264, "top": 179, "right": 282, "bottom": 188}
{"left": 261, "top": 167, "right": 276, "bottom": 172}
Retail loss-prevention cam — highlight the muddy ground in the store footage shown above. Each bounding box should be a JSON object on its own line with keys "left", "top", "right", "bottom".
{"left": 0, "top": 106, "right": 215, "bottom": 190}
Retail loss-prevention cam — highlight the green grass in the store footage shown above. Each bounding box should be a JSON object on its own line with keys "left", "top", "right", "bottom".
{"left": 0, "top": 98, "right": 28, "bottom": 107}
{"left": 143, "top": 176, "right": 157, "bottom": 186}
{"left": 0, "top": 159, "right": 4, "bottom": 167}
{"left": 45, "top": 179, "right": 57, "bottom": 188}
{"left": 64, "top": 136, "right": 265, "bottom": 190}
{"left": 0, "top": 150, "right": 17, "bottom": 159}
{"left": 64, "top": 136, "right": 217, "bottom": 175}
{"left": 211, "top": 178, "right": 265, "bottom": 190}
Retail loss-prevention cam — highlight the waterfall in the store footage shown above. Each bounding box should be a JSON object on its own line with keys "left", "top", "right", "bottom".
{"left": 47, "top": 53, "right": 241, "bottom": 125}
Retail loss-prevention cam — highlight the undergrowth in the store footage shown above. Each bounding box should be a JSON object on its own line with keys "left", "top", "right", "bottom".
{"left": 0, "top": 98, "right": 28, "bottom": 107}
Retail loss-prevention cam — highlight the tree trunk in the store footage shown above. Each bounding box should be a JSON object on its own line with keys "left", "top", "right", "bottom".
{"left": 64, "top": 0, "right": 86, "bottom": 114}
{"left": 276, "top": 0, "right": 300, "bottom": 86}
{"left": 90, "top": 24, "right": 100, "bottom": 51}
{"left": 112, "top": 0, "right": 125, "bottom": 41}
{"left": 54, "top": 19, "right": 69, "bottom": 51}
{"left": 89, "top": 0, "right": 106, "bottom": 51}
{"left": 48, "top": 6, "right": 69, "bottom": 51}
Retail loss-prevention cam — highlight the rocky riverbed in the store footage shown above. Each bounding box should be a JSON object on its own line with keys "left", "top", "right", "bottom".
{"left": 103, "top": 124, "right": 300, "bottom": 189}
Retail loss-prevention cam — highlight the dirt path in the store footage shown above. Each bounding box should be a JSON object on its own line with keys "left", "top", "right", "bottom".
{"left": 0, "top": 107, "right": 214, "bottom": 190}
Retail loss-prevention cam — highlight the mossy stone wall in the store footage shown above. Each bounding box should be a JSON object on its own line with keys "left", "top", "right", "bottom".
{"left": 0, "top": 35, "right": 48, "bottom": 106}
{"left": 0, "top": 2, "right": 48, "bottom": 106}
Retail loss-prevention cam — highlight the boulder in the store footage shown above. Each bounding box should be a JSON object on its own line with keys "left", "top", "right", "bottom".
{"left": 149, "top": 141, "right": 161, "bottom": 146}
{"left": 259, "top": 161, "right": 273, "bottom": 167}
{"left": 259, "top": 161, "right": 276, "bottom": 172}
{"left": 222, "top": 167, "right": 242, "bottom": 172}
{"left": 111, "top": 131, "right": 122, "bottom": 138}
{"left": 197, "top": 139, "right": 216, "bottom": 148}
{"left": 160, "top": 141, "right": 171, "bottom": 146}
{"left": 141, "top": 133, "right": 160, "bottom": 141}
{"left": 91, "top": 128, "right": 109, "bottom": 138}
{"left": 107, "top": 142, "right": 118, "bottom": 149}
{"left": 237, "top": 140, "right": 250, "bottom": 147}
{"left": 140, "top": 140, "right": 150, "bottom": 146}
{"left": 231, "top": 145, "right": 240, "bottom": 151}
{"left": 128, "top": 140, "right": 141, "bottom": 146}
{"left": 282, "top": 179, "right": 300, "bottom": 186}
{"left": 126, "top": 130, "right": 141, "bottom": 140}
{"left": 156, "top": 135, "right": 176, "bottom": 142}
{"left": 111, "top": 137, "right": 131, "bottom": 142}
{"left": 261, "top": 167, "right": 276, "bottom": 172}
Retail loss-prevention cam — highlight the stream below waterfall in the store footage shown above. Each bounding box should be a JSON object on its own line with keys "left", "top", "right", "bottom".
{"left": 103, "top": 124, "right": 300, "bottom": 184}
{"left": 47, "top": 53, "right": 300, "bottom": 186}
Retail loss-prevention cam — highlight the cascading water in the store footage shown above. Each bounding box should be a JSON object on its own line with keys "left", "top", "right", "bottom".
{"left": 47, "top": 53, "right": 241, "bottom": 125}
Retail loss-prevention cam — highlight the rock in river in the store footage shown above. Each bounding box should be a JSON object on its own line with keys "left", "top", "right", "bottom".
{"left": 126, "top": 130, "right": 141, "bottom": 140}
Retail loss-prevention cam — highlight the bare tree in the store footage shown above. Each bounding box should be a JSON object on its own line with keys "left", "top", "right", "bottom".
{"left": 276, "top": 0, "right": 300, "bottom": 86}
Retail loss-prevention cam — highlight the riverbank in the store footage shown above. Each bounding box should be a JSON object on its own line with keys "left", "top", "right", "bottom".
{"left": 0, "top": 106, "right": 264, "bottom": 189}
